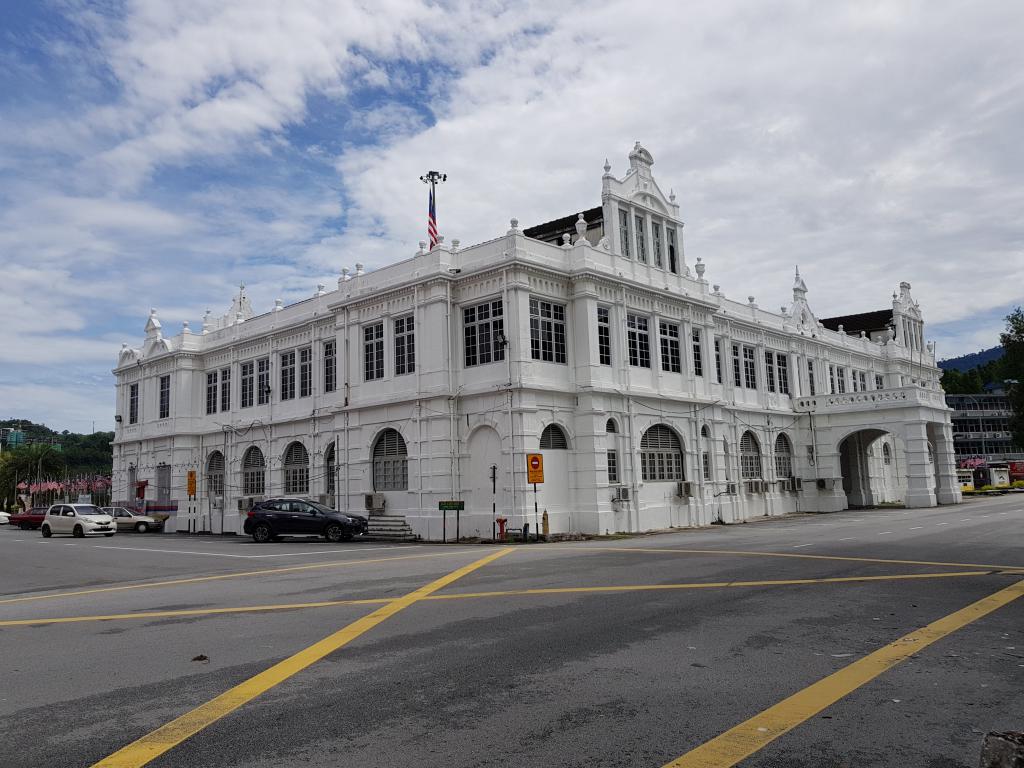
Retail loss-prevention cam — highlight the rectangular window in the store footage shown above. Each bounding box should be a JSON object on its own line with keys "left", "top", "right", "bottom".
{"left": 743, "top": 346, "right": 757, "bottom": 389}
{"left": 280, "top": 351, "right": 296, "bottom": 400}
{"left": 714, "top": 338, "right": 723, "bottom": 383}
{"left": 732, "top": 344, "right": 742, "bottom": 387}
{"left": 128, "top": 383, "right": 138, "bottom": 424}
{"left": 220, "top": 367, "right": 231, "bottom": 411}
{"left": 299, "top": 348, "right": 311, "bottom": 397}
{"left": 808, "top": 360, "right": 816, "bottom": 396}
{"left": 659, "top": 321, "right": 681, "bottom": 373}
{"left": 394, "top": 316, "right": 415, "bottom": 375}
{"left": 635, "top": 215, "right": 647, "bottom": 262}
{"left": 206, "top": 371, "right": 218, "bottom": 415}
{"left": 765, "top": 351, "right": 777, "bottom": 393}
{"left": 364, "top": 323, "right": 384, "bottom": 381}
{"left": 836, "top": 365, "right": 847, "bottom": 394}
{"left": 702, "top": 450, "right": 711, "bottom": 481}
{"left": 529, "top": 298, "right": 567, "bottom": 364}
{"left": 463, "top": 300, "right": 505, "bottom": 367}
{"left": 691, "top": 330, "right": 703, "bottom": 377}
{"left": 607, "top": 450, "right": 619, "bottom": 483}
{"left": 829, "top": 364, "right": 836, "bottom": 394}
{"left": 241, "top": 362, "right": 254, "bottom": 408}
{"left": 666, "top": 227, "right": 678, "bottom": 274}
{"left": 618, "top": 209, "right": 630, "bottom": 258}
{"left": 859, "top": 371, "right": 867, "bottom": 392}
{"left": 597, "top": 307, "right": 612, "bottom": 365}
{"left": 158, "top": 375, "right": 170, "bottom": 419}
{"left": 257, "top": 358, "right": 270, "bottom": 405}
{"left": 778, "top": 353, "right": 790, "bottom": 395}
{"left": 652, "top": 221, "right": 663, "bottom": 268}
{"left": 323, "top": 341, "right": 336, "bottom": 393}
{"left": 875, "top": 373, "right": 884, "bottom": 390}
{"left": 627, "top": 314, "right": 651, "bottom": 368}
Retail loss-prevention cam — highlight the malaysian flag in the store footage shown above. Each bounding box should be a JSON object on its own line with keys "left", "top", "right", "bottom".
{"left": 427, "top": 185, "right": 438, "bottom": 248}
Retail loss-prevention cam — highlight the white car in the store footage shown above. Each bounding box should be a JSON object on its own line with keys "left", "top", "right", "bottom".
{"left": 41, "top": 504, "right": 117, "bottom": 538}
{"left": 0, "top": 511, "right": 10, "bottom": 525}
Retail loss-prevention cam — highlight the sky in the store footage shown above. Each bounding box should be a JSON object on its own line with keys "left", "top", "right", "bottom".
{"left": 1, "top": 0, "right": 1023, "bottom": 433}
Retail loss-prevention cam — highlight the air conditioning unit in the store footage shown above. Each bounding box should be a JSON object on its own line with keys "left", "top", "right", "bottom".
{"left": 793, "top": 478, "right": 803, "bottom": 491}
{"left": 816, "top": 478, "right": 835, "bottom": 491}
{"left": 725, "top": 482, "right": 738, "bottom": 495}
{"left": 364, "top": 493, "right": 386, "bottom": 511}
{"left": 237, "top": 496, "right": 262, "bottom": 511}
{"left": 317, "top": 494, "right": 330, "bottom": 506}
{"left": 746, "top": 480, "right": 766, "bottom": 494}
{"left": 613, "top": 486, "right": 631, "bottom": 502}
{"left": 676, "top": 481, "right": 693, "bottom": 498}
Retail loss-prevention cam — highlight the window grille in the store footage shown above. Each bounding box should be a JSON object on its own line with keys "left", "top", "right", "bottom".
{"left": 129, "top": 383, "right": 139, "bottom": 424}
{"left": 740, "top": 431, "right": 762, "bottom": 479}
{"left": 627, "top": 314, "right": 650, "bottom": 368}
{"left": 206, "top": 371, "right": 218, "bottom": 414}
{"left": 606, "top": 419, "right": 618, "bottom": 433}
{"left": 394, "top": 316, "right": 415, "bottom": 375}
{"left": 777, "top": 354, "right": 790, "bottom": 395}
{"left": 692, "top": 329, "right": 703, "bottom": 377}
{"left": 463, "top": 300, "right": 505, "bottom": 367}
{"left": 539, "top": 424, "right": 569, "bottom": 449}
{"left": 220, "top": 367, "right": 231, "bottom": 411}
{"left": 597, "top": 307, "right": 611, "bottom": 365}
{"left": 323, "top": 341, "right": 336, "bottom": 393}
{"left": 529, "top": 299, "right": 567, "bottom": 364}
{"left": 836, "top": 366, "right": 847, "bottom": 394}
{"left": 280, "top": 351, "right": 296, "bottom": 400}
{"left": 283, "top": 442, "right": 309, "bottom": 495}
{"left": 241, "top": 361, "right": 254, "bottom": 408}
{"left": 158, "top": 375, "right": 170, "bottom": 419}
{"left": 774, "top": 434, "right": 793, "bottom": 479}
{"left": 373, "top": 429, "right": 408, "bottom": 491}
{"left": 732, "top": 344, "right": 742, "bottom": 387}
{"left": 242, "top": 447, "right": 266, "bottom": 495}
{"left": 743, "top": 347, "right": 757, "bottom": 389}
{"left": 299, "top": 348, "right": 311, "bottom": 397}
{"left": 640, "top": 424, "right": 684, "bottom": 482}
{"left": 607, "top": 450, "right": 619, "bottom": 483}
{"left": 257, "top": 358, "right": 270, "bottom": 405}
{"left": 765, "top": 351, "right": 777, "bottom": 393}
{"left": 364, "top": 324, "right": 384, "bottom": 381}
{"left": 659, "top": 321, "right": 681, "bottom": 373}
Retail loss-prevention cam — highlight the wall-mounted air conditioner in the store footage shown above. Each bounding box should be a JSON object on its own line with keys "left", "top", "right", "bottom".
{"left": 676, "top": 481, "right": 693, "bottom": 498}
{"left": 613, "top": 486, "right": 631, "bottom": 502}
{"left": 365, "top": 493, "right": 386, "bottom": 511}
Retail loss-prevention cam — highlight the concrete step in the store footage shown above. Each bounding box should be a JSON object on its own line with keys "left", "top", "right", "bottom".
{"left": 366, "top": 515, "right": 417, "bottom": 542}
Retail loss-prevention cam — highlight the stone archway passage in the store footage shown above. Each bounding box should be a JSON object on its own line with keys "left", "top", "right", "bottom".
{"left": 838, "top": 428, "right": 900, "bottom": 509}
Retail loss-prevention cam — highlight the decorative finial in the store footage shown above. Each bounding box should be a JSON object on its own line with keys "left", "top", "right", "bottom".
{"left": 510, "top": 217, "right": 519, "bottom": 231}
{"left": 451, "top": 238, "right": 460, "bottom": 252}
{"left": 603, "top": 158, "right": 611, "bottom": 174}
{"left": 575, "top": 213, "right": 587, "bottom": 239}
{"left": 695, "top": 256, "right": 706, "bottom": 279}
{"left": 316, "top": 284, "right": 325, "bottom": 296}
{"left": 182, "top": 320, "right": 190, "bottom": 334}
{"left": 274, "top": 299, "right": 283, "bottom": 312}
{"left": 355, "top": 263, "right": 364, "bottom": 276}
{"left": 669, "top": 188, "right": 676, "bottom": 203}
{"left": 418, "top": 240, "right": 427, "bottom": 254}
{"left": 562, "top": 233, "right": 572, "bottom": 247}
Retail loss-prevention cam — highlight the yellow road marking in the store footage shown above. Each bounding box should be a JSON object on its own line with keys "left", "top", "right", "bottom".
{"left": 0, "top": 550, "right": 472, "bottom": 606}
{"left": 5, "top": 570, "right": 1010, "bottom": 628}
{"left": 557, "top": 545, "right": 1024, "bottom": 572}
{"left": 663, "top": 577, "right": 1024, "bottom": 768}
{"left": 91, "top": 548, "right": 512, "bottom": 768}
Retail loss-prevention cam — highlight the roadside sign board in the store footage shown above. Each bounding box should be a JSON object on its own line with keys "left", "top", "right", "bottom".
{"left": 438, "top": 500, "right": 465, "bottom": 511}
{"left": 187, "top": 470, "right": 196, "bottom": 498}
{"left": 526, "top": 453, "right": 544, "bottom": 484}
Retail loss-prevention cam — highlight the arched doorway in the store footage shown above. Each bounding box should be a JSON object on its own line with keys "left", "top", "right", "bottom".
{"left": 838, "top": 429, "right": 904, "bottom": 508}
{"left": 467, "top": 426, "right": 503, "bottom": 537}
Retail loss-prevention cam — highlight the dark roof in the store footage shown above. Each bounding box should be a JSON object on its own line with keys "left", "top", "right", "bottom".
{"left": 819, "top": 309, "right": 893, "bottom": 336}
{"left": 523, "top": 205, "right": 603, "bottom": 242}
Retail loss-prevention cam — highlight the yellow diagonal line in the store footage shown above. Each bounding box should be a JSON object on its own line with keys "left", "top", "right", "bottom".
{"left": 91, "top": 548, "right": 512, "bottom": 768}
{"left": 664, "top": 577, "right": 1024, "bottom": 768}
{"left": 0, "top": 550, "right": 469, "bottom": 606}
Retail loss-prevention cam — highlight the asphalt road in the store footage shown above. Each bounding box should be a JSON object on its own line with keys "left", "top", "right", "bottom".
{"left": 0, "top": 494, "right": 1022, "bottom": 768}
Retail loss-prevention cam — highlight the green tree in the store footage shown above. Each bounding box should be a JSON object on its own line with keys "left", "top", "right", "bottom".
{"left": 1000, "top": 307, "right": 1024, "bottom": 448}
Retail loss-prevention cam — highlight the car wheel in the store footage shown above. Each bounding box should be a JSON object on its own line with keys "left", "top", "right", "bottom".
{"left": 134, "top": 522, "right": 149, "bottom": 533}
{"left": 41, "top": 525, "right": 52, "bottom": 538}
{"left": 104, "top": 532, "right": 116, "bottom": 537}
{"left": 252, "top": 523, "right": 273, "bottom": 543}
{"left": 73, "top": 525, "right": 84, "bottom": 538}
{"left": 324, "top": 524, "right": 344, "bottom": 542}
{"left": 19, "top": 523, "right": 29, "bottom": 530}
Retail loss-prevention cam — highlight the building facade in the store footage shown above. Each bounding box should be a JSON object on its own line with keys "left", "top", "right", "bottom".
{"left": 946, "top": 390, "right": 1022, "bottom": 461}
{"left": 112, "top": 143, "right": 960, "bottom": 539}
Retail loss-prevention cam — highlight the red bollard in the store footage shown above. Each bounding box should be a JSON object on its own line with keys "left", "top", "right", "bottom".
{"left": 496, "top": 517, "right": 508, "bottom": 539}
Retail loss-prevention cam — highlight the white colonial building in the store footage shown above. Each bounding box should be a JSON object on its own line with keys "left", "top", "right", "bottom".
{"left": 112, "top": 143, "right": 960, "bottom": 539}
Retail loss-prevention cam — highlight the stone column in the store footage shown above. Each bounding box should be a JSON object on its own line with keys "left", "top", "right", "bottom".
{"left": 903, "top": 420, "right": 937, "bottom": 508}
{"left": 932, "top": 422, "right": 962, "bottom": 505}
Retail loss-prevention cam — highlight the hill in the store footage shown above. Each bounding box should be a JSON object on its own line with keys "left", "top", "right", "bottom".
{"left": 0, "top": 419, "right": 113, "bottom": 475}
{"left": 938, "top": 345, "right": 1004, "bottom": 372}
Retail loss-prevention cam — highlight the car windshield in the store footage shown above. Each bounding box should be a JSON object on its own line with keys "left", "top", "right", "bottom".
{"left": 73, "top": 506, "right": 106, "bottom": 517}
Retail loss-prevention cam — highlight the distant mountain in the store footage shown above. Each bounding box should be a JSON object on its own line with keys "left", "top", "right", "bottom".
{"left": 938, "top": 345, "right": 1004, "bottom": 372}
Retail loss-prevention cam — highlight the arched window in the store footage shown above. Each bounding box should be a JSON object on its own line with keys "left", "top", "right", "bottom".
{"left": 882, "top": 442, "right": 892, "bottom": 466}
{"left": 774, "top": 434, "right": 793, "bottom": 479}
{"left": 206, "top": 451, "right": 225, "bottom": 497}
{"left": 373, "top": 429, "right": 408, "bottom": 491}
{"left": 539, "top": 424, "right": 569, "bottom": 449}
{"left": 242, "top": 447, "right": 265, "bottom": 496}
{"left": 283, "top": 442, "right": 309, "bottom": 495}
{"left": 640, "top": 424, "right": 684, "bottom": 482}
{"left": 606, "top": 418, "right": 618, "bottom": 434}
{"left": 324, "top": 443, "right": 336, "bottom": 498}
{"left": 740, "top": 431, "right": 762, "bottom": 479}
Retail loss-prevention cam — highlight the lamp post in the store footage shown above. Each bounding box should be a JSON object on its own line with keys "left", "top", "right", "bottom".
{"left": 419, "top": 170, "right": 446, "bottom": 247}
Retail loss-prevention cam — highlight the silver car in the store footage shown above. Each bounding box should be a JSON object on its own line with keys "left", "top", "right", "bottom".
{"left": 102, "top": 507, "right": 164, "bottom": 533}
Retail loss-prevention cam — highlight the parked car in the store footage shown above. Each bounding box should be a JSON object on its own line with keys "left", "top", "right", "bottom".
{"left": 0, "top": 511, "right": 10, "bottom": 525}
{"left": 8, "top": 507, "right": 48, "bottom": 530}
{"left": 40, "top": 504, "right": 117, "bottom": 538}
{"left": 243, "top": 499, "right": 368, "bottom": 543}
{"left": 101, "top": 507, "right": 164, "bottom": 533}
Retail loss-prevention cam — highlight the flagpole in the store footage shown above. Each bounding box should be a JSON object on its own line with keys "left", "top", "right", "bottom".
{"left": 419, "top": 170, "right": 446, "bottom": 247}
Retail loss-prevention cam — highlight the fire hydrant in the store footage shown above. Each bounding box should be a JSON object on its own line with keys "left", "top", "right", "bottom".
{"left": 496, "top": 517, "right": 508, "bottom": 539}
{"left": 542, "top": 510, "right": 550, "bottom": 537}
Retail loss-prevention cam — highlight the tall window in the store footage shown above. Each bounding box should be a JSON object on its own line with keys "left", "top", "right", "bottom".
{"left": 206, "top": 451, "right": 225, "bottom": 498}
{"left": 529, "top": 298, "right": 567, "bottom": 364}
{"left": 659, "top": 321, "right": 681, "bottom": 373}
{"left": 607, "top": 450, "right": 619, "bottom": 483}
{"left": 778, "top": 354, "right": 790, "bottom": 395}
{"left": 364, "top": 323, "right": 384, "bottom": 381}
{"left": 666, "top": 227, "right": 678, "bottom": 274}
{"left": 324, "top": 443, "right": 336, "bottom": 499}
{"left": 765, "top": 351, "right": 777, "bottom": 393}
{"left": 774, "top": 434, "right": 793, "bottom": 479}
{"left": 220, "top": 367, "right": 231, "bottom": 411}
{"left": 701, "top": 425, "right": 711, "bottom": 481}
{"left": 836, "top": 366, "right": 847, "bottom": 393}
{"left": 732, "top": 344, "right": 742, "bottom": 387}
{"left": 373, "top": 429, "right": 408, "bottom": 491}
{"left": 606, "top": 418, "right": 618, "bottom": 433}
{"left": 280, "top": 351, "right": 296, "bottom": 400}
{"left": 241, "top": 361, "right": 254, "bottom": 408}
{"left": 299, "top": 347, "right": 312, "bottom": 397}
{"left": 740, "top": 431, "right": 762, "bottom": 479}
{"left": 882, "top": 442, "right": 892, "bottom": 465}
{"left": 743, "top": 346, "right": 757, "bottom": 389}
{"left": 829, "top": 364, "right": 836, "bottom": 394}
{"left": 323, "top": 341, "right": 336, "bottom": 393}
{"left": 852, "top": 369, "right": 861, "bottom": 392}
{"left": 257, "top": 358, "right": 270, "bottom": 405}
{"left": 692, "top": 330, "right": 703, "bottom": 377}
{"left": 714, "top": 338, "right": 723, "bottom": 383}
{"left": 627, "top": 314, "right": 651, "bottom": 368}
{"left": 539, "top": 424, "right": 569, "bottom": 449}
{"left": 206, "top": 371, "right": 218, "bottom": 414}
{"left": 723, "top": 438, "right": 732, "bottom": 481}
{"left": 635, "top": 214, "right": 647, "bottom": 262}
{"left": 283, "top": 442, "right": 309, "bottom": 495}
{"left": 640, "top": 424, "right": 684, "bottom": 482}
{"left": 807, "top": 360, "right": 816, "bottom": 396}
{"left": 858, "top": 371, "right": 867, "bottom": 392}
{"left": 597, "top": 307, "right": 612, "bottom": 365}
{"left": 875, "top": 373, "right": 884, "bottom": 390}
{"left": 242, "top": 447, "right": 265, "bottom": 496}
{"left": 158, "top": 375, "right": 170, "bottom": 419}
{"left": 129, "top": 383, "right": 139, "bottom": 424}
{"left": 464, "top": 299, "right": 505, "bottom": 367}
{"left": 618, "top": 208, "right": 630, "bottom": 257}
{"left": 651, "top": 221, "right": 663, "bottom": 268}
{"left": 394, "top": 316, "right": 415, "bottom": 375}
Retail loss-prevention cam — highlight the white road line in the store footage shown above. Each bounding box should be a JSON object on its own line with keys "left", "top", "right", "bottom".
{"left": 91, "top": 544, "right": 407, "bottom": 559}
{"left": 936, "top": 522, "right": 948, "bottom": 526}
{"left": 961, "top": 519, "right": 972, "bottom": 522}
{"left": 909, "top": 526, "right": 923, "bottom": 530}
{"left": 793, "top": 543, "right": 813, "bottom": 548}
{"left": 879, "top": 531, "right": 893, "bottom": 535}
{"left": 838, "top": 537, "right": 855, "bottom": 541}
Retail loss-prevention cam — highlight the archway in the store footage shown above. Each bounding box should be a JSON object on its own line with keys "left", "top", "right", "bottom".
{"left": 838, "top": 429, "right": 903, "bottom": 508}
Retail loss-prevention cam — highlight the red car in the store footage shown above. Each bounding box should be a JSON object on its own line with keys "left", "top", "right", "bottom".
{"left": 8, "top": 507, "right": 48, "bottom": 530}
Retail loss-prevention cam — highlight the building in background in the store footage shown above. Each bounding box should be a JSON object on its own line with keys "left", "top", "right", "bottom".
{"left": 111, "top": 143, "right": 959, "bottom": 539}
{"left": 946, "top": 387, "right": 1023, "bottom": 463}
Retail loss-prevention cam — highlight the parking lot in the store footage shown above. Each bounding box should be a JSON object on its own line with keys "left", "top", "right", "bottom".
{"left": 1, "top": 494, "right": 1022, "bottom": 768}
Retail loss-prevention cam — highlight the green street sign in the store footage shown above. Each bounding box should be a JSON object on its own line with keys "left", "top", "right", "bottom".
{"left": 438, "top": 500, "right": 465, "bottom": 511}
